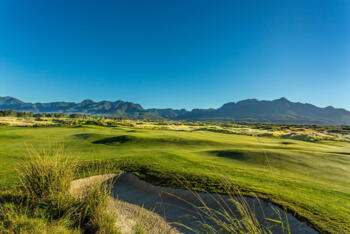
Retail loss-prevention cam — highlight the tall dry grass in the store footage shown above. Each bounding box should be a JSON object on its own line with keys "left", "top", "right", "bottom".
{"left": 167, "top": 177, "right": 291, "bottom": 234}
{"left": 192, "top": 192, "right": 290, "bottom": 234}
{"left": 69, "top": 181, "right": 118, "bottom": 234}
{"left": 18, "top": 146, "right": 75, "bottom": 215}
{"left": 15, "top": 145, "right": 119, "bottom": 234}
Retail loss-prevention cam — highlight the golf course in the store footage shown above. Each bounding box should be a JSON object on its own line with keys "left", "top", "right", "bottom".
{"left": 1, "top": 0, "right": 349, "bottom": 232}
{"left": 1, "top": 121, "right": 349, "bottom": 233}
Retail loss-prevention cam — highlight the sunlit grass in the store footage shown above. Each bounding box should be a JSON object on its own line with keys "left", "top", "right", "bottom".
{"left": 0, "top": 125, "right": 349, "bottom": 232}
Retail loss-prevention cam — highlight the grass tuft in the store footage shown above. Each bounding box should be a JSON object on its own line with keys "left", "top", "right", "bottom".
{"left": 0, "top": 202, "right": 79, "bottom": 234}
{"left": 4, "top": 145, "right": 120, "bottom": 234}
{"left": 69, "top": 182, "right": 119, "bottom": 234}
{"left": 167, "top": 177, "right": 291, "bottom": 234}
{"left": 18, "top": 146, "right": 75, "bottom": 205}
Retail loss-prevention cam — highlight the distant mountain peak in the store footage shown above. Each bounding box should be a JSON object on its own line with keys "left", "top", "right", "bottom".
{"left": 275, "top": 97, "right": 289, "bottom": 102}
{"left": 1, "top": 96, "right": 349, "bottom": 125}
{"left": 237, "top": 98, "right": 258, "bottom": 104}
{"left": 0, "top": 96, "right": 160, "bottom": 119}
{"left": 174, "top": 98, "right": 350, "bottom": 125}
{"left": 0, "top": 96, "right": 24, "bottom": 105}
{"left": 81, "top": 99, "right": 94, "bottom": 104}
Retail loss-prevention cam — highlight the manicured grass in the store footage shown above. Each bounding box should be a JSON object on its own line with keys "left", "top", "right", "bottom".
{"left": 0, "top": 125, "right": 350, "bottom": 233}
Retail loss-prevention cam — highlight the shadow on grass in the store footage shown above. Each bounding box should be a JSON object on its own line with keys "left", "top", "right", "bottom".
{"left": 93, "top": 135, "right": 135, "bottom": 144}
{"left": 329, "top": 152, "right": 350, "bottom": 156}
{"left": 208, "top": 150, "right": 245, "bottom": 160}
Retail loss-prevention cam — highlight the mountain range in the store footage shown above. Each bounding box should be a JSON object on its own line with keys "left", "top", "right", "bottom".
{"left": 1, "top": 96, "right": 350, "bottom": 125}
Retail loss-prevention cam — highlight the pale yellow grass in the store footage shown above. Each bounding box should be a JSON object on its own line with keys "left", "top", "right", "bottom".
{"left": 0, "top": 117, "right": 54, "bottom": 126}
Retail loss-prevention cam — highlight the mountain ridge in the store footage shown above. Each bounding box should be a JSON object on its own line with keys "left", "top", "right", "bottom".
{"left": 1, "top": 96, "right": 350, "bottom": 125}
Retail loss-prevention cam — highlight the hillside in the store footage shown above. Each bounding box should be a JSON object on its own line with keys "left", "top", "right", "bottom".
{"left": 1, "top": 96, "right": 350, "bottom": 125}
{"left": 176, "top": 98, "right": 350, "bottom": 125}
{"left": 0, "top": 96, "right": 160, "bottom": 119}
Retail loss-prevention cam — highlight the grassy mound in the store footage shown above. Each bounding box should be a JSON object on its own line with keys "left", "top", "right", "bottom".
{"left": 92, "top": 134, "right": 220, "bottom": 146}
{"left": 74, "top": 133, "right": 104, "bottom": 140}
{"left": 208, "top": 150, "right": 246, "bottom": 160}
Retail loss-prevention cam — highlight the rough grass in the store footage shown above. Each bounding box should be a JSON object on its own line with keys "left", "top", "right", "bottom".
{"left": 0, "top": 125, "right": 349, "bottom": 232}
{"left": 18, "top": 146, "right": 75, "bottom": 207}
{"left": 70, "top": 182, "right": 118, "bottom": 234}
{"left": 1, "top": 146, "right": 120, "bottom": 234}
{"left": 0, "top": 202, "right": 79, "bottom": 234}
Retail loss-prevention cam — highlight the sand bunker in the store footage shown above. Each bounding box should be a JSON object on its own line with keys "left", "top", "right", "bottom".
{"left": 112, "top": 173, "right": 318, "bottom": 234}
{"left": 71, "top": 174, "right": 179, "bottom": 234}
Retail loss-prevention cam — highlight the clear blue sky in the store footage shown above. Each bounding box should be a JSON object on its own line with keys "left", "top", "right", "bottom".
{"left": 0, "top": 0, "right": 349, "bottom": 110}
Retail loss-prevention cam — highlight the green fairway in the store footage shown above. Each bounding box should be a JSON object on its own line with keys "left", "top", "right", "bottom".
{"left": 1, "top": 125, "right": 350, "bottom": 233}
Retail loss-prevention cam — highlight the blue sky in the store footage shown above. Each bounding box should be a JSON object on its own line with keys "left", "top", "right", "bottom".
{"left": 0, "top": 0, "right": 349, "bottom": 110}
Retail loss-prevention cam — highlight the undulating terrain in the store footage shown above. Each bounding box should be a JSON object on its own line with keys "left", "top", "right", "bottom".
{"left": 0, "top": 116, "right": 350, "bottom": 233}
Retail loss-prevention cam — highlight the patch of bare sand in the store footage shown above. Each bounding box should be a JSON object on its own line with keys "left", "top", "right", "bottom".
{"left": 70, "top": 174, "right": 179, "bottom": 234}
{"left": 112, "top": 173, "right": 318, "bottom": 234}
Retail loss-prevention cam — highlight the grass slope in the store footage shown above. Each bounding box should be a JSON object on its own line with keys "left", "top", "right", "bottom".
{"left": 0, "top": 125, "right": 350, "bottom": 232}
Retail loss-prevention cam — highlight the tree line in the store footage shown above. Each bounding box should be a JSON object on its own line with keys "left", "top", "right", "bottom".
{"left": 0, "top": 110, "right": 131, "bottom": 120}
{"left": 0, "top": 110, "right": 90, "bottom": 119}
